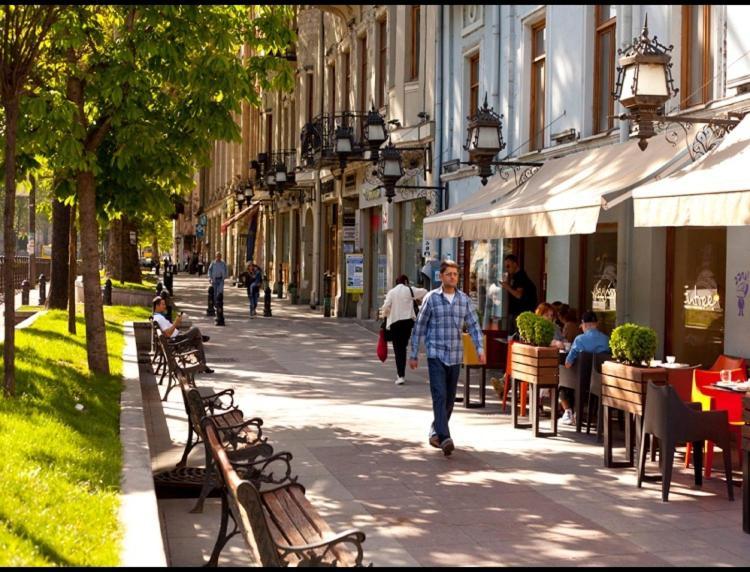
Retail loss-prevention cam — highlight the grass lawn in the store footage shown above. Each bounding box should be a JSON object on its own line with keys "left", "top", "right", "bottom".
{"left": 16, "top": 305, "right": 44, "bottom": 313}
{"left": 0, "top": 305, "right": 152, "bottom": 566}
{"left": 100, "top": 272, "right": 158, "bottom": 293}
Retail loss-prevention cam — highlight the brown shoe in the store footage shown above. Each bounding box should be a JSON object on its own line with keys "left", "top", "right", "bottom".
{"left": 440, "top": 437, "right": 455, "bottom": 456}
{"left": 428, "top": 435, "right": 440, "bottom": 449}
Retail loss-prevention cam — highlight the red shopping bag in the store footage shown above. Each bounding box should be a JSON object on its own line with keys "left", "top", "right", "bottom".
{"left": 377, "top": 328, "right": 388, "bottom": 362}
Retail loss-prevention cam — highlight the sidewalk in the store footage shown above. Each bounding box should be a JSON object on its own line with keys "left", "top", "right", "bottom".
{"left": 0, "top": 286, "right": 43, "bottom": 342}
{"left": 148, "top": 273, "right": 750, "bottom": 567}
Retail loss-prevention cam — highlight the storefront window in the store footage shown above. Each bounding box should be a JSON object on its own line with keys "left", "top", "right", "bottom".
{"left": 467, "top": 239, "right": 509, "bottom": 329}
{"left": 583, "top": 225, "right": 618, "bottom": 335}
{"left": 669, "top": 228, "right": 726, "bottom": 367}
{"left": 400, "top": 199, "right": 427, "bottom": 286}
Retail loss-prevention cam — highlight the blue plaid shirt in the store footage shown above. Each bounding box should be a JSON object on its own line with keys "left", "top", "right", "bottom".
{"left": 410, "top": 286, "right": 484, "bottom": 366}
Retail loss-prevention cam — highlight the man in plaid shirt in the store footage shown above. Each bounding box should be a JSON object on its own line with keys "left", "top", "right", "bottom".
{"left": 409, "top": 260, "right": 485, "bottom": 456}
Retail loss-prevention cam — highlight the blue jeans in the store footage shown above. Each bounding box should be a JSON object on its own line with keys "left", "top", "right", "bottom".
{"left": 427, "top": 358, "right": 461, "bottom": 442}
{"left": 249, "top": 286, "right": 260, "bottom": 314}
{"left": 212, "top": 278, "right": 224, "bottom": 306}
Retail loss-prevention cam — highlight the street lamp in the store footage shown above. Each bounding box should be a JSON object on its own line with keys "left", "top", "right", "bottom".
{"left": 464, "top": 93, "right": 506, "bottom": 185}
{"left": 334, "top": 123, "right": 354, "bottom": 169}
{"left": 274, "top": 162, "right": 288, "bottom": 189}
{"left": 243, "top": 181, "right": 254, "bottom": 204}
{"left": 611, "top": 15, "right": 744, "bottom": 152}
{"left": 612, "top": 15, "right": 678, "bottom": 150}
{"left": 365, "top": 104, "right": 388, "bottom": 162}
{"left": 234, "top": 186, "right": 245, "bottom": 210}
{"left": 377, "top": 140, "right": 404, "bottom": 203}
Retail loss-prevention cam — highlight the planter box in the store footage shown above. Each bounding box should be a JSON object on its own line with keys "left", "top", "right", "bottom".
{"left": 13, "top": 310, "right": 37, "bottom": 326}
{"left": 132, "top": 321, "right": 153, "bottom": 362}
{"left": 510, "top": 343, "right": 560, "bottom": 386}
{"left": 601, "top": 361, "right": 667, "bottom": 416}
{"left": 76, "top": 278, "right": 156, "bottom": 307}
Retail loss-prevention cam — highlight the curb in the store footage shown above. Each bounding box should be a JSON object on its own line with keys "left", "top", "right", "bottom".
{"left": 119, "top": 321, "right": 168, "bottom": 566}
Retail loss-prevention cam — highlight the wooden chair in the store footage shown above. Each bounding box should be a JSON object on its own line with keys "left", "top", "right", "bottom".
{"left": 638, "top": 382, "right": 734, "bottom": 502}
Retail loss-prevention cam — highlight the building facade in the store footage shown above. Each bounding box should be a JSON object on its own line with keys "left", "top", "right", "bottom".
{"left": 177, "top": 4, "right": 750, "bottom": 367}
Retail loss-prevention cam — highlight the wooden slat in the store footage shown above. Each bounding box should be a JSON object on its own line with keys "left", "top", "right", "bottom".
{"left": 601, "top": 386, "right": 643, "bottom": 405}
{"left": 512, "top": 361, "right": 558, "bottom": 378}
{"left": 287, "top": 487, "right": 357, "bottom": 567}
{"left": 512, "top": 344, "right": 559, "bottom": 359}
{"left": 276, "top": 488, "right": 323, "bottom": 544}
{"left": 602, "top": 396, "right": 641, "bottom": 415}
{"left": 511, "top": 354, "right": 559, "bottom": 368}
{"left": 512, "top": 370, "right": 559, "bottom": 386}
{"left": 601, "top": 378, "right": 646, "bottom": 395}
{"left": 263, "top": 490, "right": 309, "bottom": 548}
{"left": 263, "top": 506, "right": 302, "bottom": 565}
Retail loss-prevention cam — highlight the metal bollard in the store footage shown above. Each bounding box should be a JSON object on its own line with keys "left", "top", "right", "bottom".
{"left": 21, "top": 279, "right": 30, "bottom": 306}
{"left": 276, "top": 264, "right": 284, "bottom": 299}
{"left": 263, "top": 278, "right": 272, "bottom": 317}
{"left": 164, "top": 269, "right": 173, "bottom": 296}
{"left": 215, "top": 292, "right": 225, "bottom": 326}
{"left": 103, "top": 278, "right": 112, "bottom": 305}
{"left": 207, "top": 285, "right": 215, "bottom": 316}
{"left": 156, "top": 281, "right": 163, "bottom": 295}
{"left": 38, "top": 273, "right": 47, "bottom": 306}
{"left": 323, "top": 273, "right": 332, "bottom": 318}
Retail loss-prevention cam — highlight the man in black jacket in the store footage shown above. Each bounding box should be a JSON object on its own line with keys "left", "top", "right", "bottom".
{"left": 499, "top": 254, "right": 538, "bottom": 336}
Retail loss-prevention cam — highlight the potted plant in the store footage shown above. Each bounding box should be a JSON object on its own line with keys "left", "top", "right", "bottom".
{"left": 510, "top": 311, "right": 559, "bottom": 386}
{"left": 600, "top": 323, "right": 666, "bottom": 466}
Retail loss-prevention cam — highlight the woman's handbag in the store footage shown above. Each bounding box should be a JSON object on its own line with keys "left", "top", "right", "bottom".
{"left": 408, "top": 285, "right": 420, "bottom": 317}
{"left": 377, "top": 328, "right": 388, "bottom": 362}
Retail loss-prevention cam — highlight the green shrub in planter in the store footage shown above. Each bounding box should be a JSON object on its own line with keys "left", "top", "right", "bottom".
{"left": 610, "top": 323, "right": 657, "bottom": 365}
{"left": 533, "top": 317, "right": 555, "bottom": 347}
{"left": 516, "top": 311, "right": 537, "bottom": 344}
{"left": 516, "top": 311, "right": 555, "bottom": 347}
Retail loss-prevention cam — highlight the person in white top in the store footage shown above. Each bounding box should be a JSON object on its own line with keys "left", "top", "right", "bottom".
{"left": 152, "top": 296, "right": 214, "bottom": 373}
{"left": 380, "top": 275, "right": 428, "bottom": 385}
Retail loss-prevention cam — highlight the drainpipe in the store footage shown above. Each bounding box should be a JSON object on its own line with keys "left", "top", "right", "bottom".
{"left": 434, "top": 5, "right": 444, "bottom": 261}
{"left": 617, "top": 4, "right": 633, "bottom": 324}
{"left": 492, "top": 6, "right": 501, "bottom": 112}
{"left": 507, "top": 5, "right": 516, "bottom": 154}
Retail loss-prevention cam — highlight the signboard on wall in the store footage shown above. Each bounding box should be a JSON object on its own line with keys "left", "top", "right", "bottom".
{"left": 345, "top": 253, "right": 364, "bottom": 294}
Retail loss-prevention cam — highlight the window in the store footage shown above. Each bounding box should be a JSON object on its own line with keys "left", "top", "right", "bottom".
{"left": 344, "top": 51, "right": 351, "bottom": 111}
{"left": 377, "top": 19, "right": 387, "bottom": 108}
{"left": 581, "top": 224, "right": 618, "bottom": 335}
{"left": 410, "top": 5, "right": 421, "bottom": 81}
{"left": 359, "top": 35, "right": 368, "bottom": 112}
{"left": 530, "top": 20, "right": 546, "bottom": 151}
{"left": 666, "top": 227, "right": 726, "bottom": 367}
{"left": 468, "top": 53, "right": 480, "bottom": 117}
{"left": 593, "top": 5, "right": 616, "bottom": 134}
{"left": 328, "top": 63, "right": 336, "bottom": 114}
{"left": 681, "top": 5, "right": 712, "bottom": 108}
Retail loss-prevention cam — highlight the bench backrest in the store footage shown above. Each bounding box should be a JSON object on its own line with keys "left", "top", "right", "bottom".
{"left": 202, "top": 417, "right": 283, "bottom": 567}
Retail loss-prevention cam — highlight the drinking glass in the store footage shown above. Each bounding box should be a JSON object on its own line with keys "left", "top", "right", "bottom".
{"left": 720, "top": 369, "right": 731, "bottom": 383}
{"left": 666, "top": 355, "right": 676, "bottom": 364}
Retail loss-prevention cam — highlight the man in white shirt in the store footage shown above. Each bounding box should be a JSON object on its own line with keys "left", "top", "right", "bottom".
{"left": 152, "top": 296, "right": 214, "bottom": 373}
{"left": 208, "top": 252, "right": 228, "bottom": 307}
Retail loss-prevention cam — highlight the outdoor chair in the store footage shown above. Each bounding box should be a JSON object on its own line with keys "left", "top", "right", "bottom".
{"left": 558, "top": 351, "right": 593, "bottom": 432}
{"left": 586, "top": 352, "right": 612, "bottom": 441}
{"left": 710, "top": 355, "right": 747, "bottom": 373}
{"left": 638, "top": 381, "right": 734, "bottom": 502}
{"left": 684, "top": 368, "right": 745, "bottom": 478}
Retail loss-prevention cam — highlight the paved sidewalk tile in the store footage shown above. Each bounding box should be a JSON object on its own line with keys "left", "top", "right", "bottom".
{"left": 145, "top": 274, "right": 750, "bottom": 567}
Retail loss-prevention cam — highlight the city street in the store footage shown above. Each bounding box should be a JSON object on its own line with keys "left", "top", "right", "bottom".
{"left": 147, "top": 274, "right": 750, "bottom": 567}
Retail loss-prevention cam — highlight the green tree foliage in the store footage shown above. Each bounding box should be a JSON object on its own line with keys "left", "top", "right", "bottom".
{"left": 24, "top": 5, "right": 296, "bottom": 374}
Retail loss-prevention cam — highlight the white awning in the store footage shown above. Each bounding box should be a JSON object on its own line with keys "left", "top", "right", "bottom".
{"left": 422, "top": 174, "right": 519, "bottom": 239}
{"left": 632, "top": 115, "right": 750, "bottom": 227}
{"left": 460, "top": 134, "right": 688, "bottom": 240}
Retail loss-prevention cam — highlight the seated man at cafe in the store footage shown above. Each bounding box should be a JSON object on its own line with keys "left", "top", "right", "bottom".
{"left": 152, "top": 296, "right": 214, "bottom": 373}
{"left": 560, "top": 310, "right": 610, "bottom": 425}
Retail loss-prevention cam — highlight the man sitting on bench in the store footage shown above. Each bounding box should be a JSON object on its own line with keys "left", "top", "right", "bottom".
{"left": 152, "top": 296, "right": 214, "bottom": 373}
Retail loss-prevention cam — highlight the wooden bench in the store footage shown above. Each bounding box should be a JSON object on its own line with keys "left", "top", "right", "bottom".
{"left": 155, "top": 328, "right": 206, "bottom": 401}
{"left": 202, "top": 417, "right": 368, "bottom": 567}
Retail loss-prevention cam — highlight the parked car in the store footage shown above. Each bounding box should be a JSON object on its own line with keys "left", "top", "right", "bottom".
{"left": 140, "top": 257, "right": 154, "bottom": 269}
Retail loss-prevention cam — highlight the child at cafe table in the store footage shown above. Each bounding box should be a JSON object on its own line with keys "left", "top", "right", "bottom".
{"left": 561, "top": 310, "right": 610, "bottom": 426}
{"left": 152, "top": 296, "right": 214, "bottom": 374}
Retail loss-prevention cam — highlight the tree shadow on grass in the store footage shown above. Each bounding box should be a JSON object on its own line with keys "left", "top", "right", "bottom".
{"left": 0, "top": 511, "right": 74, "bottom": 566}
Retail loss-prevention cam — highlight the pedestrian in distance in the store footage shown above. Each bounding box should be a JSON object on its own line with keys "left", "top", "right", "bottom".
{"left": 380, "top": 274, "right": 428, "bottom": 385}
{"left": 242, "top": 261, "right": 263, "bottom": 318}
{"left": 152, "top": 296, "right": 214, "bottom": 373}
{"left": 409, "top": 260, "right": 485, "bottom": 456}
{"left": 208, "top": 252, "right": 228, "bottom": 308}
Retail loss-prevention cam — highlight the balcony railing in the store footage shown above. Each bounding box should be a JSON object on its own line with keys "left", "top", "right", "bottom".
{"left": 300, "top": 111, "right": 370, "bottom": 169}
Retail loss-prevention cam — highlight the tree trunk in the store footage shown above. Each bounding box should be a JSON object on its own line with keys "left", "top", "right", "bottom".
{"left": 105, "top": 216, "right": 142, "bottom": 283}
{"left": 48, "top": 198, "right": 71, "bottom": 309}
{"left": 28, "top": 175, "right": 36, "bottom": 283}
{"left": 77, "top": 171, "right": 109, "bottom": 374}
{"left": 67, "top": 203, "right": 77, "bottom": 335}
{"left": 3, "top": 98, "right": 19, "bottom": 397}
{"left": 151, "top": 235, "right": 159, "bottom": 265}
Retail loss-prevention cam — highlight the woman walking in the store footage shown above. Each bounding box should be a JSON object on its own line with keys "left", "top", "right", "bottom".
{"left": 380, "top": 275, "right": 428, "bottom": 385}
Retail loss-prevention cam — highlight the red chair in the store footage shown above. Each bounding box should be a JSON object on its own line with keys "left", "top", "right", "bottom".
{"left": 501, "top": 340, "right": 528, "bottom": 415}
{"left": 684, "top": 368, "right": 745, "bottom": 478}
{"left": 710, "top": 354, "right": 747, "bottom": 373}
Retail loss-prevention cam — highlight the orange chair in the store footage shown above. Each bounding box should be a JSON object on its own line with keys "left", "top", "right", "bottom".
{"left": 684, "top": 368, "right": 745, "bottom": 477}
{"left": 501, "top": 340, "right": 528, "bottom": 415}
{"left": 710, "top": 354, "right": 747, "bottom": 373}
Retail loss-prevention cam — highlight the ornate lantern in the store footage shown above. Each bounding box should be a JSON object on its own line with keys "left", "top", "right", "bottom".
{"left": 364, "top": 104, "right": 388, "bottom": 162}
{"left": 464, "top": 94, "right": 505, "bottom": 185}
{"left": 612, "top": 16, "right": 678, "bottom": 150}
{"left": 377, "top": 140, "right": 404, "bottom": 203}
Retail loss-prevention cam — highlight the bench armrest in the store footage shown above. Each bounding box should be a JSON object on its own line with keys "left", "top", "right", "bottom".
{"left": 276, "top": 528, "right": 367, "bottom": 567}
{"left": 233, "top": 451, "right": 298, "bottom": 488}
{"left": 217, "top": 417, "right": 266, "bottom": 448}
{"left": 202, "top": 388, "right": 236, "bottom": 412}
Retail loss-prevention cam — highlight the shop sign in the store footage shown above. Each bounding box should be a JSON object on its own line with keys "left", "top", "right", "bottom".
{"left": 199, "top": 213, "right": 208, "bottom": 226}
{"left": 683, "top": 285, "right": 722, "bottom": 312}
{"left": 345, "top": 253, "right": 364, "bottom": 294}
{"left": 591, "top": 280, "right": 616, "bottom": 312}
{"left": 354, "top": 210, "right": 361, "bottom": 251}
{"left": 735, "top": 270, "right": 749, "bottom": 317}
